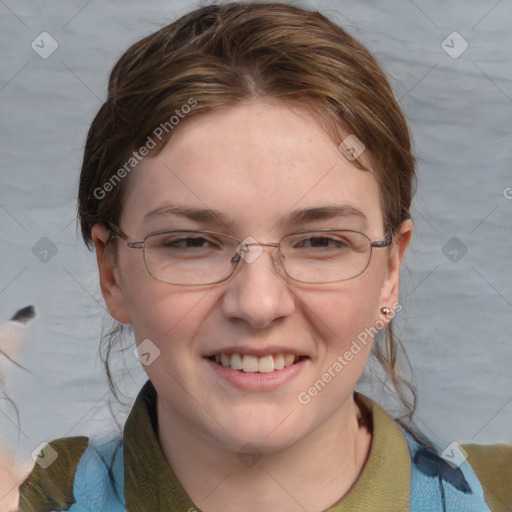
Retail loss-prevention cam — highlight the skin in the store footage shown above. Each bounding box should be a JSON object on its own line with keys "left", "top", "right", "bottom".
{"left": 92, "top": 100, "right": 413, "bottom": 512}
{"left": 0, "top": 318, "right": 34, "bottom": 511}
{"left": 0, "top": 452, "right": 31, "bottom": 512}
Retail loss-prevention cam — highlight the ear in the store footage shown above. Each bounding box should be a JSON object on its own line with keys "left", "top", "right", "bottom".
{"left": 378, "top": 219, "right": 414, "bottom": 317}
{"left": 91, "top": 224, "right": 132, "bottom": 324}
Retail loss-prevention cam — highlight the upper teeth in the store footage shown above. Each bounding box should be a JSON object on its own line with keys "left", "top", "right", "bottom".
{"left": 213, "top": 353, "right": 300, "bottom": 373}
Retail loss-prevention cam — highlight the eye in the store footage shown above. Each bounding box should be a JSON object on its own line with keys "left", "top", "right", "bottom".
{"left": 293, "top": 235, "right": 351, "bottom": 249}
{"left": 164, "top": 236, "right": 212, "bottom": 249}
{"left": 148, "top": 233, "right": 224, "bottom": 251}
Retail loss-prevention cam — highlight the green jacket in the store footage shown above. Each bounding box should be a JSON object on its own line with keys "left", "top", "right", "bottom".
{"left": 19, "top": 381, "right": 512, "bottom": 511}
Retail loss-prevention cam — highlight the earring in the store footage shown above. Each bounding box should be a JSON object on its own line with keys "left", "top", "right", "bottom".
{"left": 381, "top": 307, "right": 391, "bottom": 315}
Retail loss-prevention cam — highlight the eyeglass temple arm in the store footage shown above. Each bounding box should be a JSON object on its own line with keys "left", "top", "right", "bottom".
{"left": 106, "top": 222, "right": 128, "bottom": 241}
{"left": 371, "top": 240, "right": 392, "bottom": 248}
{"left": 371, "top": 229, "right": 395, "bottom": 247}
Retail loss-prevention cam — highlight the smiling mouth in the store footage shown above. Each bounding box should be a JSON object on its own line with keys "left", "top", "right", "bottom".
{"left": 206, "top": 353, "right": 308, "bottom": 373}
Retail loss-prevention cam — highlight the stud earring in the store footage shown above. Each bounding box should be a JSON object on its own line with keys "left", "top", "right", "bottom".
{"left": 381, "top": 307, "right": 391, "bottom": 315}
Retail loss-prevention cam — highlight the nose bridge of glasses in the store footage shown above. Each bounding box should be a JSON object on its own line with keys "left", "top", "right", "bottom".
{"left": 242, "top": 241, "right": 279, "bottom": 249}
{"left": 235, "top": 240, "right": 282, "bottom": 268}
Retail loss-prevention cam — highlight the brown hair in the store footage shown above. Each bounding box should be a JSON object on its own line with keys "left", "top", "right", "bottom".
{"left": 78, "top": 2, "right": 420, "bottom": 438}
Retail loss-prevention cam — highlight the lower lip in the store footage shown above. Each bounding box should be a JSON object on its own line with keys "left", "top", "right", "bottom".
{"left": 204, "top": 357, "right": 309, "bottom": 391}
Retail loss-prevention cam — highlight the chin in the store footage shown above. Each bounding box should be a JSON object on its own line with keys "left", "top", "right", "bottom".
{"left": 212, "top": 409, "right": 307, "bottom": 454}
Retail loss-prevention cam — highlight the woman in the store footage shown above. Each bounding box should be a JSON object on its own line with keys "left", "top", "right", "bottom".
{"left": 18, "top": 3, "right": 511, "bottom": 511}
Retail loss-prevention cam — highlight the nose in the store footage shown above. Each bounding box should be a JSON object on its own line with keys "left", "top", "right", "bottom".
{"left": 220, "top": 243, "right": 295, "bottom": 328}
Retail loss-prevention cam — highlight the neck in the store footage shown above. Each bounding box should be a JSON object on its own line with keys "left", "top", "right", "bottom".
{"left": 156, "top": 395, "right": 372, "bottom": 512}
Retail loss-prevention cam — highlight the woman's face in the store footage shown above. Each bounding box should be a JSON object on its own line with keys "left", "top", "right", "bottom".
{"left": 94, "top": 101, "right": 411, "bottom": 453}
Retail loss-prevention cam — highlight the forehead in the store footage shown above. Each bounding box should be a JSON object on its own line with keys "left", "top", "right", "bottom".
{"left": 121, "top": 101, "right": 383, "bottom": 236}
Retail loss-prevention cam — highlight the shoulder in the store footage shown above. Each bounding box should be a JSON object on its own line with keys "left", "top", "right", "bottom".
{"left": 462, "top": 443, "right": 512, "bottom": 512}
{"left": 18, "top": 436, "right": 89, "bottom": 512}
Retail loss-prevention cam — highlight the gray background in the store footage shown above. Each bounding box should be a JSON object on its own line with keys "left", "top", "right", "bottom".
{"left": 1, "top": 0, "right": 511, "bottom": 470}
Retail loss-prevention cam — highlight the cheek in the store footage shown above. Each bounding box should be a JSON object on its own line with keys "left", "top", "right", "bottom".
{"left": 295, "top": 280, "right": 382, "bottom": 410}
{"left": 120, "top": 263, "right": 212, "bottom": 358}
{"left": 115, "top": 251, "right": 195, "bottom": 343}
{"left": 305, "top": 275, "right": 383, "bottom": 348}
{"left": 126, "top": 287, "right": 213, "bottom": 393}
{"left": 128, "top": 288, "right": 203, "bottom": 345}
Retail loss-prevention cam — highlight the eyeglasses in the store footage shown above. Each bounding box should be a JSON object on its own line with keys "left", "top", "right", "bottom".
{"left": 107, "top": 224, "right": 393, "bottom": 286}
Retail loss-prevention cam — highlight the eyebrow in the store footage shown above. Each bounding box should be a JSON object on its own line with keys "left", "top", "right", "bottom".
{"left": 143, "top": 204, "right": 368, "bottom": 229}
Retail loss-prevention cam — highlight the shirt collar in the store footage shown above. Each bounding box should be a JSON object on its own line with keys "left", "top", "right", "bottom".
{"left": 123, "top": 380, "right": 411, "bottom": 511}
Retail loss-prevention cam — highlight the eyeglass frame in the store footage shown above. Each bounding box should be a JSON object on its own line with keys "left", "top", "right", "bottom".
{"left": 105, "top": 222, "right": 394, "bottom": 286}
